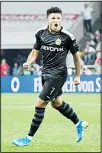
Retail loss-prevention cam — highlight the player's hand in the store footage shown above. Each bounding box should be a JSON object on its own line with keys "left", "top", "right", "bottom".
{"left": 73, "top": 76, "right": 80, "bottom": 85}
{"left": 23, "top": 62, "right": 30, "bottom": 70}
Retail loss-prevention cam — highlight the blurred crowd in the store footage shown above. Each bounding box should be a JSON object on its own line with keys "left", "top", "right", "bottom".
{"left": 80, "top": 29, "right": 101, "bottom": 75}
{"left": 67, "top": 3, "right": 101, "bottom": 76}
{"left": 0, "top": 58, "right": 42, "bottom": 76}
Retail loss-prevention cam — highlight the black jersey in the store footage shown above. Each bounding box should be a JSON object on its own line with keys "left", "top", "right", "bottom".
{"left": 33, "top": 26, "right": 79, "bottom": 77}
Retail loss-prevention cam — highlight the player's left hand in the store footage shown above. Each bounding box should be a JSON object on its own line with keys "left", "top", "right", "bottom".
{"left": 73, "top": 76, "right": 80, "bottom": 85}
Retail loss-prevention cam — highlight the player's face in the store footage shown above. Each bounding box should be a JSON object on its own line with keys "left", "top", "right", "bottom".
{"left": 47, "top": 13, "right": 62, "bottom": 32}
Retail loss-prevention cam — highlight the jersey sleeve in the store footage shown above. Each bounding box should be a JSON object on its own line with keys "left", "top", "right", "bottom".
{"left": 67, "top": 35, "right": 80, "bottom": 55}
{"left": 33, "top": 32, "right": 41, "bottom": 50}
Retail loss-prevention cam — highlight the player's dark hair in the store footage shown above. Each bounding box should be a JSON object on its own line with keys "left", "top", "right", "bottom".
{"left": 47, "top": 7, "right": 62, "bottom": 17}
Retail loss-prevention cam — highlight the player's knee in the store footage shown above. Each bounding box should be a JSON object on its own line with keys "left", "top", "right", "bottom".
{"left": 51, "top": 97, "right": 62, "bottom": 108}
{"left": 36, "top": 98, "right": 47, "bottom": 108}
{"left": 51, "top": 100, "right": 56, "bottom": 108}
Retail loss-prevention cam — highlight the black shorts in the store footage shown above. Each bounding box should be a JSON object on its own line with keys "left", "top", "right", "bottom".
{"left": 39, "top": 75, "right": 67, "bottom": 102}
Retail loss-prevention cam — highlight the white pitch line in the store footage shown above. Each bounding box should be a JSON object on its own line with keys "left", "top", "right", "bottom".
{"left": 1, "top": 106, "right": 34, "bottom": 109}
{"left": 1, "top": 102, "right": 101, "bottom": 109}
{"left": 78, "top": 102, "right": 101, "bottom": 107}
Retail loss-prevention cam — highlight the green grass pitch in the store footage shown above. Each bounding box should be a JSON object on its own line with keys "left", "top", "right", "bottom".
{"left": 1, "top": 93, "right": 101, "bottom": 152}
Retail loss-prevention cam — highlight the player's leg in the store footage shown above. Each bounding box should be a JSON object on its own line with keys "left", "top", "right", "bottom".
{"left": 27, "top": 76, "right": 63, "bottom": 140}
{"left": 51, "top": 94, "right": 88, "bottom": 142}
{"left": 27, "top": 76, "right": 68, "bottom": 140}
{"left": 27, "top": 76, "right": 50, "bottom": 138}
{"left": 51, "top": 94, "right": 79, "bottom": 124}
{"left": 12, "top": 98, "right": 47, "bottom": 146}
{"left": 12, "top": 76, "right": 48, "bottom": 146}
{"left": 12, "top": 76, "right": 66, "bottom": 146}
{"left": 27, "top": 98, "right": 47, "bottom": 137}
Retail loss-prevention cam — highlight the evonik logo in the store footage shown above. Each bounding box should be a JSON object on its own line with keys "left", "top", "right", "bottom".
{"left": 41, "top": 45, "right": 64, "bottom": 52}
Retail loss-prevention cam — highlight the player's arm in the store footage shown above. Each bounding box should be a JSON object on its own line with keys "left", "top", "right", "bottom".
{"left": 23, "top": 49, "right": 39, "bottom": 69}
{"left": 26, "top": 49, "right": 39, "bottom": 65}
{"left": 67, "top": 35, "right": 81, "bottom": 85}
{"left": 23, "top": 31, "right": 41, "bottom": 69}
{"left": 73, "top": 51, "right": 81, "bottom": 85}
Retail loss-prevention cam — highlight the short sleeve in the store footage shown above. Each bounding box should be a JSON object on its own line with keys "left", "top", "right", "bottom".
{"left": 33, "top": 32, "right": 41, "bottom": 50}
{"left": 67, "top": 36, "right": 80, "bottom": 55}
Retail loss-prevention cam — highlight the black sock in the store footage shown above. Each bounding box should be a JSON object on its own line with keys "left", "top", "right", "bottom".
{"left": 55, "top": 101, "right": 79, "bottom": 124}
{"left": 28, "top": 107, "right": 45, "bottom": 137}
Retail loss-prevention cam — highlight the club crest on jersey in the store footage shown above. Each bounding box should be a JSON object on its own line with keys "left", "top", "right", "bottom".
{"left": 55, "top": 38, "right": 61, "bottom": 45}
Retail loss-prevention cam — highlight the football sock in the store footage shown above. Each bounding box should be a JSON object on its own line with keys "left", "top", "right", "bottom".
{"left": 75, "top": 121, "right": 80, "bottom": 127}
{"left": 26, "top": 135, "right": 33, "bottom": 140}
{"left": 55, "top": 101, "right": 79, "bottom": 124}
{"left": 28, "top": 107, "right": 45, "bottom": 136}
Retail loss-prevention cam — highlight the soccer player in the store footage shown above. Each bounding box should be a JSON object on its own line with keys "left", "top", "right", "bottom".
{"left": 12, "top": 7, "right": 88, "bottom": 146}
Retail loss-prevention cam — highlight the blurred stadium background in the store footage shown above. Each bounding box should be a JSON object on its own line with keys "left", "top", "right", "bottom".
{"left": 1, "top": 1, "right": 101, "bottom": 152}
